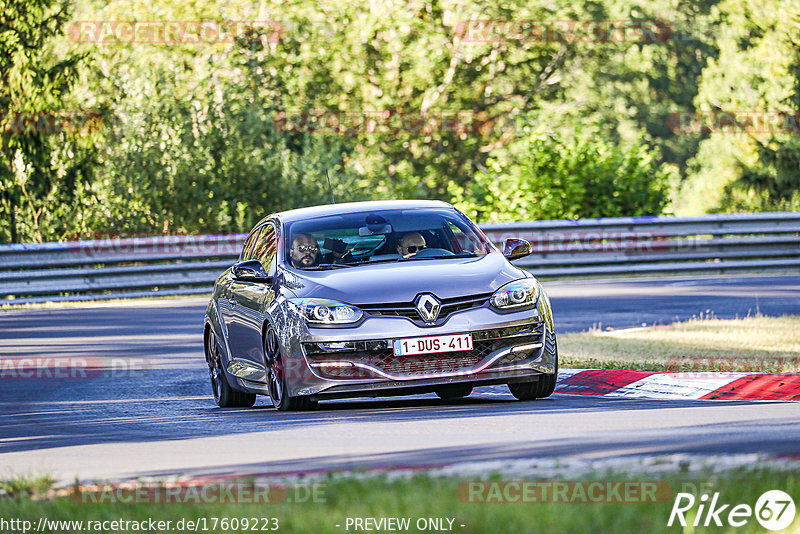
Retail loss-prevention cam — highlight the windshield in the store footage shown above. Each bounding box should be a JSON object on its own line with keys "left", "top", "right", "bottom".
{"left": 284, "top": 207, "right": 496, "bottom": 269}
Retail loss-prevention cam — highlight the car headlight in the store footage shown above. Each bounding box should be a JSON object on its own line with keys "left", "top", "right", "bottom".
{"left": 288, "top": 298, "right": 363, "bottom": 325}
{"left": 490, "top": 278, "right": 540, "bottom": 310}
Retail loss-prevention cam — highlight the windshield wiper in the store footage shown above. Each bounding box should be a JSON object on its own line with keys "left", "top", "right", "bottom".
{"left": 361, "top": 257, "right": 403, "bottom": 265}
{"left": 311, "top": 253, "right": 480, "bottom": 267}
{"left": 300, "top": 264, "right": 352, "bottom": 270}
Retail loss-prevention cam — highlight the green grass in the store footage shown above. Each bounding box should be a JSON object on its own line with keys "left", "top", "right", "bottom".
{"left": 2, "top": 470, "right": 799, "bottom": 533}
{"left": 0, "top": 477, "right": 55, "bottom": 499}
{"left": 560, "top": 315, "right": 800, "bottom": 373}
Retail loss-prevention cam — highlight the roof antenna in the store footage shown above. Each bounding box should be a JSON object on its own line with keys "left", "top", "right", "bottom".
{"left": 325, "top": 169, "right": 336, "bottom": 204}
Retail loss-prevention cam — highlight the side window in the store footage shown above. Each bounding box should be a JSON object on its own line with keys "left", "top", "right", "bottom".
{"left": 240, "top": 226, "right": 262, "bottom": 262}
{"left": 253, "top": 224, "right": 277, "bottom": 267}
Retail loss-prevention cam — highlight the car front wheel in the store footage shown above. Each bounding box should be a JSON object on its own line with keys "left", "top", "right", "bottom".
{"left": 206, "top": 330, "right": 256, "bottom": 408}
{"left": 508, "top": 354, "right": 558, "bottom": 401}
{"left": 264, "top": 326, "right": 315, "bottom": 412}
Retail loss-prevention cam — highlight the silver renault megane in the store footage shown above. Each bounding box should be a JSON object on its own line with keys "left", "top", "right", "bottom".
{"left": 203, "top": 200, "right": 557, "bottom": 411}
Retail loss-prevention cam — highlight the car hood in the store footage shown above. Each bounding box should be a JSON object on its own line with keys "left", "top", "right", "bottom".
{"left": 282, "top": 253, "right": 529, "bottom": 304}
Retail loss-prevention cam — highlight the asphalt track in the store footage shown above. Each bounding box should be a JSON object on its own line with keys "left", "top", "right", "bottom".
{"left": 1, "top": 274, "right": 799, "bottom": 483}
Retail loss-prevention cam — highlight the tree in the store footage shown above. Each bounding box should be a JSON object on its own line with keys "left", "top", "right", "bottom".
{"left": 449, "top": 123, "right": 672, "bottom": 222}
{"left": 0, "top": 0, "right": 94, "bottom": 243}
{"left": 676, "top": 0, "right": 800, "bottom": 213}
{"left": 717, "top": 25, "right": 800, "bottom": 212}
{"left": 241, "top": 0, "right": 580, "bottom": 199}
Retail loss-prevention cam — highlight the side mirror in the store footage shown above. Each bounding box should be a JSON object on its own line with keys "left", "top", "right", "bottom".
{"left": 503, "top": 238, "right": 532, "bottom": 260}
{"left": 232, "top": 260, "right": 272, "bottom": 283}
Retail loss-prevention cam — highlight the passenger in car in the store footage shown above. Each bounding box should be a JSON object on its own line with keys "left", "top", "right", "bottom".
{"left": 289, "top": 233, "right": 320, "bottom": 268}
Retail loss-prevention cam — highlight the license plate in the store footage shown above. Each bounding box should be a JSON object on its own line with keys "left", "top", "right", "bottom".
{"left": 393, "top": 333, "right": 473, "bottom": 356}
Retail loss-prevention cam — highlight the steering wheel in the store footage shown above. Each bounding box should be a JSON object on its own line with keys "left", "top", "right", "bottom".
{"left": 334, "top": 237, "right": 387, "bottom": 264}
{"left": 414, "top": 247, "right": 454, "bottom": 258}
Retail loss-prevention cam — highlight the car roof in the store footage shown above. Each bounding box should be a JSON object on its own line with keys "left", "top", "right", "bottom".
{"left": 262, "top": 200, "right": 455, "bottom": 226}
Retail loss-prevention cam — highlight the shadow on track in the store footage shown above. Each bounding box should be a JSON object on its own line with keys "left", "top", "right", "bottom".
{"left": 0, "top": 367, "right": 783, "bottom": 454}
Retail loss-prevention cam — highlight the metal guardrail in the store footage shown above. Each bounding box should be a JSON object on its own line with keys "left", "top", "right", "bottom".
{"left": 1, "top": 212, "right": 799, "bottom": 304}
{"left": 480, "top": 212, "right": 800, "bottom": 276}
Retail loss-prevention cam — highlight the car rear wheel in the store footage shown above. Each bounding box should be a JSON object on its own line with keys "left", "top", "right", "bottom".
{"left": 206, "top": 330, "right": 256, "bottom": 408}
{"left": 264, "top": 326, "right": 316, "bottom": 412}
{"left": 508, "top": 355, "right": 559, "bottom": 401}
{"left": 435, "top": 384, "right": 473, "bottom": 399}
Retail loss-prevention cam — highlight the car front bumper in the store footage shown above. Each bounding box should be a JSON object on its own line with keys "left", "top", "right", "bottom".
{"left": 285, "top": 300, "right": 557, "bottom": 398}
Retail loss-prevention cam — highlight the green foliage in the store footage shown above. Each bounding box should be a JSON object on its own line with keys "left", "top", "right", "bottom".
{"left": 0, "top": 0, "right": 97, "bottom": 243}
{"left": 1, "top": 0, "right": 798, "bottom": 243}
{"left": 551, "top": 0, "right": 721, "bottom": 178}
{"left": 223, "top": 0, "right": 579, "bottom": 199}
{"left": 675, "top": 0, "right": 800, "bottom": 214}
{"left": 716, "top": 137, "right": 800, "bottom": 212}
{"left": 450, "top": 124, "right": 672, "bottom": 222}
{"left": 84, "top": 69, "right": 368, "bottom": 236}
{"left": 3, "top": 470, "right": 800, "bottom": 534}
{"left": 716, "top": 34, "right": 800, "bottom": 212}
{"left": 0, "top": 476, "right": 54, "bottom": 499}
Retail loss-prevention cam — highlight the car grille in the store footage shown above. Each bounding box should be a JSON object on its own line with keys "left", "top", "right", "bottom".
{"left": 304, "top": 322, "right": 545, "bottom": 380}
{"left": 357, "top": 292, "right": 492, "bottom": 325}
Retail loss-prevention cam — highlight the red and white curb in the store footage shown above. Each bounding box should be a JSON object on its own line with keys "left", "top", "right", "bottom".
{"left": 554, "top": 369, "right": 800, "bottom": 401}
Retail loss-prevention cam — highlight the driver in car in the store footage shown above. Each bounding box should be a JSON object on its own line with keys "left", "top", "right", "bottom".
{"left": 397, "top": 232, "right": 426, "bottom": 258}
{"left": 290, "top": 233, "right": 319, "bottom": 268}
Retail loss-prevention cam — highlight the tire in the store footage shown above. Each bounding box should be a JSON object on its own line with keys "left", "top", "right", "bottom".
{"left": 508, "top": 354, "right": 559, "bottom": 401}
{"left": 435, "top": 384, "right": 473, "bottom": 399}
{"left": 206, "top": 329, "right": 257, "bottom": 408}
{"left": 264, "top": 326, "right": 316, "bottom": 412}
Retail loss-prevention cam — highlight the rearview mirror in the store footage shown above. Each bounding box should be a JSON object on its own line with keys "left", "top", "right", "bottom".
{"left": 232, "top": 260, "right": 272, "bottom": 283}
{"left": 358, "top": 224, "right": 393, "bottom": 236}
{"left": 503, "top": 238, "right": 532, "bottom": 260}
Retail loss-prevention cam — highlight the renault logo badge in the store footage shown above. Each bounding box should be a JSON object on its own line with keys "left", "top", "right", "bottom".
{"left": 415, "top": 294, "right": 441, "bottom": 323}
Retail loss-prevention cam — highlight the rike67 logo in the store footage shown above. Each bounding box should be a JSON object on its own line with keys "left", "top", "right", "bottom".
{"left": 669, "top": 490, "right": 796, "bottom": 531}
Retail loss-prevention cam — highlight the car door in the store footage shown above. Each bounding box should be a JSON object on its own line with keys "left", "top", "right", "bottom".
{"left": 221, "top": 225, "right": 261, "bottom": 359}
{"left": 227, "top": 223, "right": 278, "bottom": 370}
